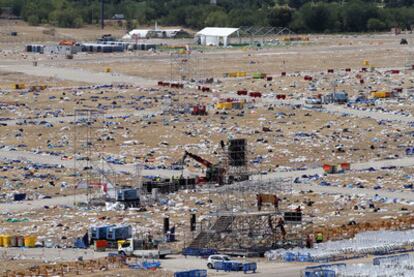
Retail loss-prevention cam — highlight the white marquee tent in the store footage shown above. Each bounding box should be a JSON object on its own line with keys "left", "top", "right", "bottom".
{"left": 196, "top": 27, "right": 239, "bottom": 47}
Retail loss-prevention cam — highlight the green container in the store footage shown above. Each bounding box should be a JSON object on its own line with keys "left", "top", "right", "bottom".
{"left": 252, "top": 72, "right": 266, "bottom": 79}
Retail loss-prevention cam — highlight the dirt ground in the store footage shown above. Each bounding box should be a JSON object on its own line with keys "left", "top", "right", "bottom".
{"left": 2, "top": 21, "right": 414, "bottom": 274}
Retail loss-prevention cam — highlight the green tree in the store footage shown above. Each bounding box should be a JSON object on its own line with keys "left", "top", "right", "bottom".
{"left": 27, "top": 14, "right": 40, "bottom": 26}
{"left": 288, "top": 0, "right": 309, "bottom": 9}
{"left": 204, "top": 10, "right": 228, "bottom": 26}
{"left": 268, "top": 6, "right": 293, "bottom": 27}
{"left": 298, "top": 3, "right": 334, "bottom": 32}
{"left": 342, "top": 0, "right": 379, "bottom": 32}
{"left": 367, "top": 18, "right": 387, "bottom": 31}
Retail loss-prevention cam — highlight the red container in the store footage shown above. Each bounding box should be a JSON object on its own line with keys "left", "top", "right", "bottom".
{"left": 249, "top": 92, "right": 262, "bottom": 98}
{"left": 361, "top": 68, "right": 367, "bottom": 72}
{"left": 237, "top": 90, "right": 248, "bottom": 96}
{"left": 323, "top": 164, "right": 333, "bottom": 173}
{"left": 345, "top": 68, "right": 351, "bottom": 72}
{"left": 196, "top": 176, "right": 207, "bottom": 184}
{"left": 276, "top": 94, "right": 286, "bottom": 100}
{"left": 95, "top": 240, "right": 108, "bottom": 248}
{"left": 327, "top": 69, "right": 334, "bottom": 73}
{"left": 391, "top": 69, "right": 400, "bottom": 74}
{"left": 266, "top": 76, "right": 273, "bottom": 81}
{"left": 340, "top": 163, "right": 351, "bottom": 170}
{"left": 281, "top": 72, "right": 287, "bottom": 77}
{"left": 360, "top": 79, "right": 364, "bottom": 84}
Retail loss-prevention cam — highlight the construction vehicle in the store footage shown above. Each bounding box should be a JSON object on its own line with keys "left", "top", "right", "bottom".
{"left": 182, "top": 151, "right": 225, "bottom": 185}
{"left": 118, "top": 238, "right": 172, "bottom": 258}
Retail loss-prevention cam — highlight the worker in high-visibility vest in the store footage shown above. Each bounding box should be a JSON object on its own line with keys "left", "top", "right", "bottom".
{"left": 316, "top": 233, "right": 323, "bottom": 243}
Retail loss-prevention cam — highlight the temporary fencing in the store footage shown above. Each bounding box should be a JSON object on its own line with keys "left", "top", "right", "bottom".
{"left": 266, "top": 230, "right": 414, "bottom": 262}
{"left": 301, "top": 254, "right": 414, "bottom": 276}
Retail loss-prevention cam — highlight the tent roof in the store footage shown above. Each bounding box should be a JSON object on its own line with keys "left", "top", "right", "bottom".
{"left": 123, "top": 29, "right": 149, "bottom": 39}
{"left": 123, "top": 28, "right": 185, "bottom": 39}
{"left": 196, "top": 27, "right": 239, "bottom": 37}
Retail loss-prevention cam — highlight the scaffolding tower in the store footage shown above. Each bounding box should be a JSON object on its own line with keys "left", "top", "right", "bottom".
{"left": 169, "top": 50, "right": 208, "bottom": 83}
{"left": 73, "top": 109, "right": 100, "bottom": 207}
{"left": 170, "top": 51, "right": 191, "bottom": 82}
{"left": 226, "top": 138, "right": 249, "bottom": 183}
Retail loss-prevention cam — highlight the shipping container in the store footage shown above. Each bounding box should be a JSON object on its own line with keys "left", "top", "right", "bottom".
{"left": 107, "top": 225, "right": 132, "bottom": 241}
{"left": 90, "top": 225, "right": 114, "bottom": 241}
{"left": 116, "top": 189, "right": 139, "bottom": 201}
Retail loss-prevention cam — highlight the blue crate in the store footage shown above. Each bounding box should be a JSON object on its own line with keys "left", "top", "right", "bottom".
{"left": 305, "top": 263, "right": 346, "bottom": 271}
{"left": 174, "top": 270, "right": 207, "bottom": 277}
{"left": 142, "top": 261, "right": 161, "bottom": 270}
{"left": 229, "top": 261, "right": 243, "bottom": 271}
{"left": 304, "top": 269, "right": 336, "bottom": 277}
{"left": 174, "top": 271, "right": 190, "bottom": 277}
{"left": 214, "top": 261, "right": 243, "bottom": 272}
{"left": 189, "top": 270, "right": 207, "bottom": 277}
{"left": 243, "top": 262, "right": 257, "bottom": 273}
{"left": 213, "top": 261, "right": 226, "bottom": 271}
{"left": 129, "top": 264, "right": 144, "bottom": 270}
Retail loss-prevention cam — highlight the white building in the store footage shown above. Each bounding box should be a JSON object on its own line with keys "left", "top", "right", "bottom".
{"left": 195, "top": 27, "right": 239, "bottom": 47}
{"left": 123, "top": 28, "right": 187, "bottom": 40}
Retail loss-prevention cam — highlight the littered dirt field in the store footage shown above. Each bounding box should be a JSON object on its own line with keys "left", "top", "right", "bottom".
{"left": 2, "top": 21, "right": 414, "bottom": 274}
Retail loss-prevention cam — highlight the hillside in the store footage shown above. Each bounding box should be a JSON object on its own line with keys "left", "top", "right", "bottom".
{"left": 1, "top": 0, "right": 414, "bottom": 33}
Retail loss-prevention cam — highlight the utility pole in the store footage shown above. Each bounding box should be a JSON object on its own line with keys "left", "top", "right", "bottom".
{"left": 100, "top": 0, "right": 104, "bottom": 29}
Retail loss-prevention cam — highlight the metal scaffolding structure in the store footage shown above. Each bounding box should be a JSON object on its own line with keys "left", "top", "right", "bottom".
{"left": 188, "top": 175, "right": 311, "bottom": 254}
{"left": 169, "top": 51, "right": 208, "bottom": 83}
{"left": 170, "top": 51, "right": 191, "bottom": 82}
{"left": 239, "top": 26, "right": 295, "bottom": 46}
{"left": 73, "top": 109, "right": 100, "bottom": 207}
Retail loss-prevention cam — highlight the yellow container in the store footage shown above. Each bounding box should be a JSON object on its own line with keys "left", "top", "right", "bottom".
{"left": 216, "top": 103, "right": 225, "bottom": 109}
{"left": 228, "top": 72, "right": 237, "bottom": 78}
{"left": 0, "top": 235, "right": 4, "bottom": 247}
{"left": 372, "top": 91, "right": 390, "bottom": 98}
{"left": 105, "top": 67, "right": 112, "bottom": 73}
{"left": 24, "top": 236, "right": 37, "bottom": 248}
{"left": 236, "top": 72, "right": 247, "bottom": 77}
{"left": 223, "top": 102, "right": 233, "bottom": 110}
{"left": 3, "top": 235, "right": 11, "bottom": 247}
{"left": 363, "top": 60, "right": 369, "bottom": 66}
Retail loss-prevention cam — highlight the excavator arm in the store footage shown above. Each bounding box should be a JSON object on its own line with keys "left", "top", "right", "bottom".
{"left": 182, "top": 151, "right": 213, "bottom": 168}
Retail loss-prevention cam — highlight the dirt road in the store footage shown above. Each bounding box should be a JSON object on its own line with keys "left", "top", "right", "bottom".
{"left": 0, "top": 64, "right": 156, "bottom": 87}
{"left": 0, "top": 109, "right": 160, "bottom": 126}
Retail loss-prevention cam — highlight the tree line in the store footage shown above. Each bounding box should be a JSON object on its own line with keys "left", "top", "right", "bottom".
{"left": 2, "top": 0, "right": 414, "bottom": 32}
